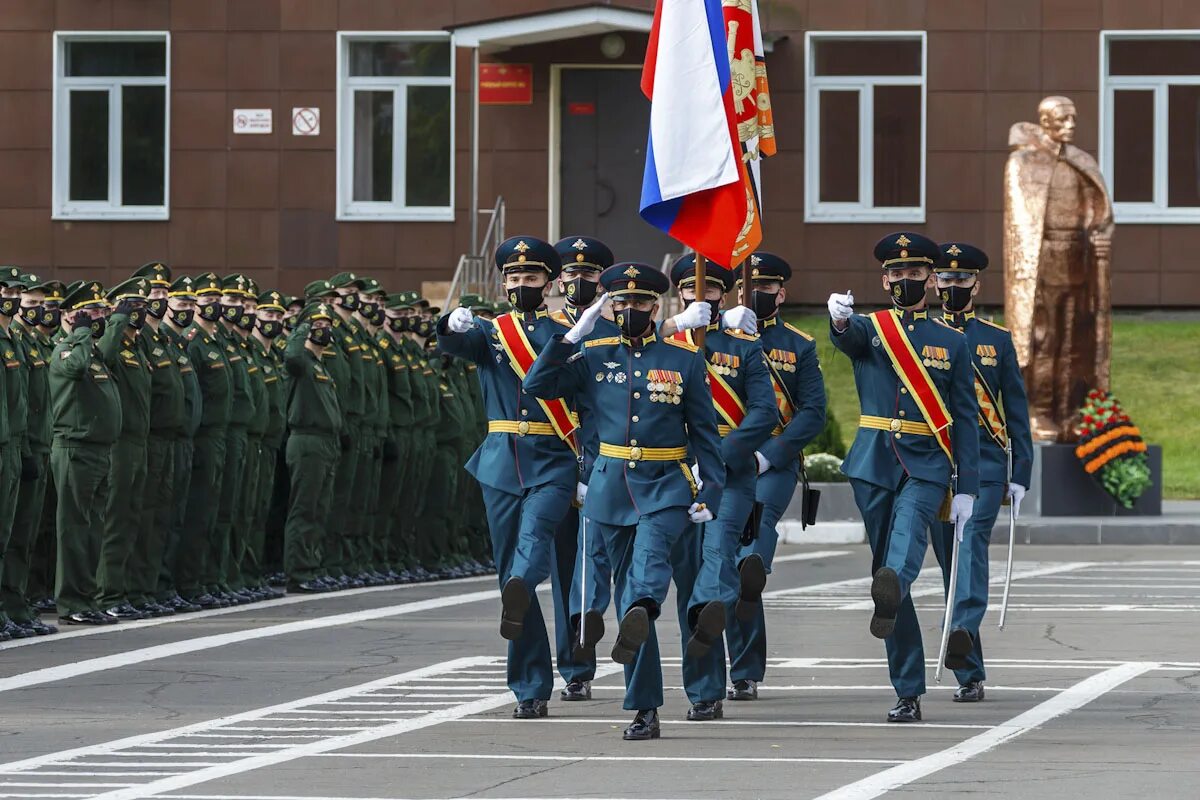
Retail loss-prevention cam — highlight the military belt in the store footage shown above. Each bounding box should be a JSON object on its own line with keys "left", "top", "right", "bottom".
{"left": 598, "top": 443, "right": 689, "bottom": 462}
{"left": 859, "top": 414, "right": 933, "bottom": 436}
{"left": 488, "top": 420, "right": 557, "bottom": 437}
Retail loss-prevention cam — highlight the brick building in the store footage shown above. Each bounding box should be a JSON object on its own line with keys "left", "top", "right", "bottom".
{"left": 2, "top": 0, "right": 1200, "bottom": 306}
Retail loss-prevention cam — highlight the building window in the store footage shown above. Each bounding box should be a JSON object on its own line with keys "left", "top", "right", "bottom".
{"left": 804, "top": 32, "right": 926, "bottom": 223}
{"left": 337, "top": 33, "right": 455, "bottom": 222}
{"left": 1101, "top": 31, "right": 1200, "bottom": 223}
{"left": 52, "top": 33, "right": 170, "bottom": 220}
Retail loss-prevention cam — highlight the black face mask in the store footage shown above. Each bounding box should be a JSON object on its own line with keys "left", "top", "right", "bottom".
{"left": 415, "top": 319, "right": 434, "bottom": 338}
{"left": 20, "top": 306, "right": 40, "bottom": 326}
{"left": 147, "top": 298, "right": 168, "bottom": 319}
{"left": 339, "top": 294, "right": 359, "bottom": 312}
{"left": 751, "top": 290, "right": 780, "bottom": 321}
{"left": 360, "top": 301, "right": 378, "bottom": 318}
{"left": 685, "top": 298, "right": 719, "bottom": 326}
{"left": 258, "top": 319, "right": 283, "bottom": 339}
{"left": 199, "top": 302, "right": 221, "bottom": 322}
{"left": 366, "top": 309, "right": 384, "bottom": 327}
{"left": 507, "top": 285, "right": 545, "bottom": 314}
{"left": 615, "top": 307, "right": 654, "bottom": 339}
{"left": 236, "top": 313, "right": 255, "bottom": 332}
{"left": 309, "top": 326, "right": 332, "bottom": 347}
{"left": 388, "top": 317, "right": 407, "bottom": 334}
{"left": 128, "top": 309, "right": 146, "bottom": 330}
{"left": 940, "top": 285, "right": 974, "bottom": 314}
{"left": 0, "top": 298, "right": 19, "bottom": 318}
{"left": 41, "top": 307, "right": 61, "bottom": 329}
{"left": 172, "top": 308, "right": 195, "bottom": 328}
{"left": 564, "top": 277, "right": 598, "bottom": 307}
{"left": 221, "top": 303, "right": 241, "bottom": 323}
{"left": 887, "top": 278, "right": 928, "bottom": 309}
{"left": 90, "top": 316, "right": 107, "bottom": 339}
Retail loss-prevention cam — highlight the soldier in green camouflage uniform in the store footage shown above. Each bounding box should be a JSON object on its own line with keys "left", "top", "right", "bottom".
{"left": 0, "top": 269, "right": 32, "bottom": 638}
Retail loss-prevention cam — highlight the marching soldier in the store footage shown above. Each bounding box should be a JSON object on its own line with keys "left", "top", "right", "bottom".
{"left": 524, "top": 263, "right": 725, "bottom": 740}
{"left": 282, "top": 303, "right": 342, "bottom": 592}
{"left": 725, "top": 252, "right": 827, "bottom": 702}
{"left": 666, "top": 255, "right": 776, "bottom": 722}
{"left": 1, "top": 277, "right": 62, "bottom": 635}
{"left": 826, "top": 232, "right": 980, "bottom": 722}
{"left": 932, "top": 242, "right": 1033, "bottom": 702}
{"left": 438, "top": 236, "right": 578, "bottom": 719}
{"left": 97, "top": 278, "right": 153, "bottom": 621}
{"left": 177, "top": 274, "right": 232, "bottom": 609}
{"left": 50, "top": 282, "right": 122, "bottom": 625}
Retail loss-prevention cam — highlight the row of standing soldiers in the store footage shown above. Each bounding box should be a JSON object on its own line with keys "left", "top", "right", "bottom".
{"left": 0, "top": 263, "right": 502, "bottom": 636}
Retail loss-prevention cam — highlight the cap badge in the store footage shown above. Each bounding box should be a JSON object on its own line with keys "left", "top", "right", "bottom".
{"left": 623, "top": 266, "right": 639, "bottom": 277}
{"left": 946, "top": 244, "right": 963, "bottom": 256}
{"left": 750, "top": 255, "right": 761, "bottom": 266}
{"left": 572, "top": 239, "right": 587, "bottom": 251}
{"left": 514, "top": 240, "right": 530, "bottom": 254}
{"left": 896, "top": 235, "right": 912, "bottom": 247}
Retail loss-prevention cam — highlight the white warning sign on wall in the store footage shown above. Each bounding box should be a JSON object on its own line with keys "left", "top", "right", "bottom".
{"left": 292, "top": 107, "right": 320, "bottom": 136}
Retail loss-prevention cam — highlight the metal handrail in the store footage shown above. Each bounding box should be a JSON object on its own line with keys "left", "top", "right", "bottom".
{"left": 445, "top": 197, "right": 506, "bottom": 308}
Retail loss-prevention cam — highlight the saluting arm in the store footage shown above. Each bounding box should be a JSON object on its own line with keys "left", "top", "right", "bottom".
{"left": 523, "top": 335, "right": 584, "bottom": 402}
{"left": 759, "top": 345, "right": 827, "bottom": 467}
{"left": 1001, "top": 335, "right": 1034, "bottom": 488}
{"left": 96, "top": 312, "right": 130, "bottom": 366}
{"left": 283, "top": 323, "right": 312, "bottom": 378}
{"left": 684, "top": 350, "right": 726, "bottom": 518}
{"left": 949, "top": 336, "right": 981, "bottom": 497}
{"left": 49, "top": 328, "right": 94, "bottom": 381}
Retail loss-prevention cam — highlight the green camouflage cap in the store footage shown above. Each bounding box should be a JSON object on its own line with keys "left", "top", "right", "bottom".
{"left": 361, "top": 277, "right": 384, "bottom": 295}
{"left": 304, "top": 279, "right": 337, "bottom": 299}
{"left": 27, "top": 277, "right": 65, "bottom": 301}
{"left": 297, "top": 301, "right": 335, "bottom": 325}
{"left": 132, "top": 261, "right": 172, "bottom": 288}
{"left": 257, "top": 289, "right": 285, "bottom": 311}
{"left": 385, "top": 293, "right": 413, "bottom": 310}
{"left": 169, "top": 275, "right": 198, "bottom": 300}
{"left": 0, "top": 266, "right": 31, "bottom": 289}
{"left": 491, "top": 299, "right": 513, "bottom": 314}
{"left": 328, "top": 271, "right": 368, "bottom": 290}
{"left": 221, "top": 274, "right": 251, "bottom": 297}
{"left": 193, "top": 273, "right": 223, "bottom": 296}
{"left": 61, "top": 280, "right": 109, "bottom": 312}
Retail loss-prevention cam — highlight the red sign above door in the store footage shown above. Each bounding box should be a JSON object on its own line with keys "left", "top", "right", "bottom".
{"left": 568, "top": 102, "right": 596, "bottom": 116}
{"left": 479, "top": 63, "right": 533, "bottom": 105}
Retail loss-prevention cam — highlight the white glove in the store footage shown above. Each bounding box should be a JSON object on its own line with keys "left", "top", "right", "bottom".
{"left": 722, "top": 305, "right": 757, "bottom": 334}
{"left": 575, "top": 482, "right": 588, "bottom": 505}
{"left": 672, "top": 301, "right": 712, "bottom": 332}
{"left": 690, "top": 462, "right": 704, "bottom": 493}
{"left": 563, "top": 293, "right": 608, "bottom": 344}
{"left": 754, "top": 451, "right": 770, "bottom": 475}
{"left": 1008, "top": 483, "right": 1026, "bottom": 519}
{"left": 827, "top": 291, "right": 854, "bottom": 322}
{"left": 688, "top": 502, "right": 714, "bottom": 524}
{"left": 447, "top": 307, "right": 474, "bottom": 333}
{"left": 950, "top": 493, "right": 975, "bottom": 543}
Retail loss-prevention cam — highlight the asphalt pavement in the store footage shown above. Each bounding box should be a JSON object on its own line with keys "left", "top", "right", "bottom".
{"left": 1, "top": 544, "right": 1198, "bottom": 800}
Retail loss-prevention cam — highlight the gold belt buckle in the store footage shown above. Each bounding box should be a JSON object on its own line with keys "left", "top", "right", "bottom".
{"left": 517, "top": 420, "right": 530, "bottom": 436}
{"left": 889, "top": 418, "right": 902, "bottom": 432}
{"left": 629, "top": 445, "right": 643, "bottom": 461}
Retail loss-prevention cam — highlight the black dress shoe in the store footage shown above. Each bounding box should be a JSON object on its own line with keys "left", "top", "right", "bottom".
{"left": 0, "top": 627, "right": 9, "bottom": 641}
{"left": 512, "top": 699, "right": 549, "bottom": 719}
{"left": 34, "top": 597, "right": 57, "bottom": 613}
{"left": 887, "top": 696, "right": 922, "bottom": 723}
{"left": 21, "top": 619, "right": 58, "bottom": 636}
{"left": 499, "top": 577, "right": 531, "bottom": 640}
{"left": 560, "top": 680, "right": 592, "bottom": 701}
{"left": 188, "top": 593, "right": 221, "bottom": 609}
{"left": 685, "top": 600, "right": 726, "bottom": 659}
{"left": 288, "top": 580, "right": 328, "bottom": 594}
{"left": 735, "top": 554, "right": 768, "bottom": 621}
{"left": 572, "top": 609, "right": 606, "bottom": 662}
{"left": 953, "top": 681, "right": 985, "bottom": 703}
{"left": 3, "top": 620, "right": 33, "bottom": 639}
{"left": 944, "top": 628, "right": 973, "bottom": 671}
{"left": 87, "top": 609, "right": 119, "bottom": 625}
{"left": 727, "top": 679, "right": 758, "bottom": 701}
{"left": 686, "top": 699, "right": 724, "bottom": 721}
{"left": 58, "top": 611, "right": 102, "bottom": 626}
{"left": 103, "top": 604, "right": 146, "bottom": 621}
{"left": 623, "top": 708, "right": 661, "bottom": 740}
{"left": 260, "top": 586, "right": 285, "bottom": 600}
{"left": 870, "top": 567, "right": 901, "bottom": 639}
{"left": 610, "top": 605, "right": 650, "bottom": 664}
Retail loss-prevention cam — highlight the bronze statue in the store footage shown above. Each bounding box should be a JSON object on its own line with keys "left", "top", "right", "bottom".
{"left": 1003, "top": 96, "right": 1114, "bottom": 443}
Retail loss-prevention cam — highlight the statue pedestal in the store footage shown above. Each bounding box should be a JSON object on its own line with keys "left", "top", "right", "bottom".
{"left": 1026, "top": 442, "right": 1162, "bottom": 517}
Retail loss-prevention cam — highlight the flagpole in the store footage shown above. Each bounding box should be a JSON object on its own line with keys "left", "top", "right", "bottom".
{"left": 695, "top": 252, "right": 707, "bottom": 348}
{"left": 739, "top": 260, "right": 751, "bottom": 308}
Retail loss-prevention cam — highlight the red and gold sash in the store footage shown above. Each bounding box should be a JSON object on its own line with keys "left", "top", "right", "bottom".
{"left": 973, "top": 364, "right": 1008, "bottom": 449}
{"left": 673, "top": 330, "right": 746, "bottom": 429}
{"left": 494, "top": 312, "right": 579, "bottom": 455}
{"left": 766, "top": 364, "right": 794, "bottom": 427}
{"left": 868, "top": 310, "right": 954, "bottom": 465}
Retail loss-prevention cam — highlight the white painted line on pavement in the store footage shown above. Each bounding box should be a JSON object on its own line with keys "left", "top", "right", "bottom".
{"left": 0, "top": 575, "right": 494, "bottom": 652}
{"left": 0, "top": 591, "right": 499, "bottom": 695}
{"left": 587, "top": 684, "right": 1063, "bottom": 693}
{"left": 771, "top": 549, "right": 852, "bottom": 564}
{"left": 811, "top": 661, "right": 1158, "bottom": 800}
{"left": 310, "top": 752, "right": 906, "bottom": 765}
{"left": 169, "top": 796, "right": 697, "bottom": 800}
{"left": 454, "top": 717, "right": 992, "bottom": 730}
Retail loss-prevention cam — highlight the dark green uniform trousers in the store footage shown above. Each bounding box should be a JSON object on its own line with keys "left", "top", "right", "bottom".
{"left": 29, "top": 473, "right": 57, "bottom": 602}
{"left": 285, "top": 433, "right": 338, "bottom": 583}
{"left": 327, "top": 423, "right": 360, "bottom": 577}
{"left": 377, "top": 431, "right": 410, "bottom": 571}
{"left": 178, "top": 431, "right": 225, "bottom": 599}
{"left": 213, "top": 426, "right": 247, "bottom": 592}
{"left": 159, "top": 437, "right": 192, "bottom": 602}
{"left": 361, "top": 433, "right": 385, "bottom": 571}
{"left": 1, "top": 450, "right": 49, "bottom": 622}
{"left": 129, "top": 434, "right": 173, "bottom": 607}
{"left": 0, "top": 444, "right": 21, "bottom": 623}
{"left": 51, "top": 441, "right": 110, "bottom": 614}
{"left": 263, "top": 440, "right": 288, "bottom": 578}
{"left": 98, "top": 438, "right": 148, "bottom": 608}
{"left": 241, "top": 436, "right": 273, "bottom": 589}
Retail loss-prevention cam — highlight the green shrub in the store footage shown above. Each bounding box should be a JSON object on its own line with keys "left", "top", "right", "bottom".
{"left": 804, "top": 452, "right": 847, "bottom": 482}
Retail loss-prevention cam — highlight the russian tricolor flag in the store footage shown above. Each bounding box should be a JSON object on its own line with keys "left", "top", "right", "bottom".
{"left": 640, "top": 0, "right": 763, "bottom": 267}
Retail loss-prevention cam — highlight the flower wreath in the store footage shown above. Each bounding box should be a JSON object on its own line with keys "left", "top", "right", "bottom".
{"left": 1073, "top": 390, "right": 1151, "bottom": 508}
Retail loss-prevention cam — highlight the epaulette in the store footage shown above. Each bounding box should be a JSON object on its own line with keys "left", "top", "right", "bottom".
{"left": 664, "top": 337, "right": 699, "bottom": 352}
{"left": 378, "top": 337, "right": 390, "bottom": 349}
{"left": 725, "top": 328, "right": 758, "bottom": 341}
{"left": 549, "top": 310, "right": 571, "bottom": 327}
{"left": 186, "top": 328, "right": 198, "bottom": 341}
{"left": 978, "top": 317, "right": 1010, "bottom": 333}
{"left": 583, "top": 336, "right": 621, "bottom": 348}
{"left": 784, "top": 322, "right": 814, "bottom": 341}
{"left": 933, "top": 318, "right": 965, "bottom": 334}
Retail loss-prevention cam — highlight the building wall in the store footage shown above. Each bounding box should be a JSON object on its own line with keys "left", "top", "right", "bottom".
{"left": 1, "top": 0, "right": 1199, "bottom": 306}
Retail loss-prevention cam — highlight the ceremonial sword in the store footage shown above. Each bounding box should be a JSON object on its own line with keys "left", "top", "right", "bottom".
{"left": 935, "top": 467, "right": 964, "bottom": 685}
{"left": 998, "top": 438, "right": 1016, "bottom": 630}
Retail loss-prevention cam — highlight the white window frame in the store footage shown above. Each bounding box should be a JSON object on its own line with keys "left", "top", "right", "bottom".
{"left": 803, "top": 31, "right": 926, "bottom": 223}
{"left": 52, "top": 31, "right": 170, "bottom": 221}
{"left": 336, "top": 31, "right": 456, "bottom": 222}
{"left": 1099, "top": 29, "right": 1200, "bottom": 224}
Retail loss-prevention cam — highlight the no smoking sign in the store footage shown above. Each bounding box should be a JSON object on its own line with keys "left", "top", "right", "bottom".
{"left": 292, "top": 107, "right": 320, "bottom": 137}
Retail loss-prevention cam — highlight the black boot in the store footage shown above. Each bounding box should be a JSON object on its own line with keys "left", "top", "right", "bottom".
{"left": 943, "top": 627, "right": 973, "bottom": 671}
{"left": 512, "top": 699, "right": 548, "bottom": 719}
{"left": 623, "top": 708, "right": 661, "bottom": 740}
{"left": 499, "top": 577, "right": 530, "bottom": 641}
{"left": 610, "top": 605, "right": 650, "bottom": 665}
{"left": 686, "top": 699, "right": 723, "bottom": 721}
{"left": 572, "top": 609, "right": 605, "bottom": 662}
{"left": 560, "top": 680, "right": 592, "bottom": 701}
{"left": 870, "top": 567, "right": 901, "bottom": 639}
{"left": 887, "top": 696, "right": 921, "bottom": 723}
{"left": 685, "top": 600, "right": 725, "bottom": 659}
{"left": 734, "top": 554, "right": 767, "bottom": 621}
{"left": 727, "top": 679, "right": 758, "bottom": 701}
{"left": 953, "top": 681, "right": 985, "bottom": 703}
